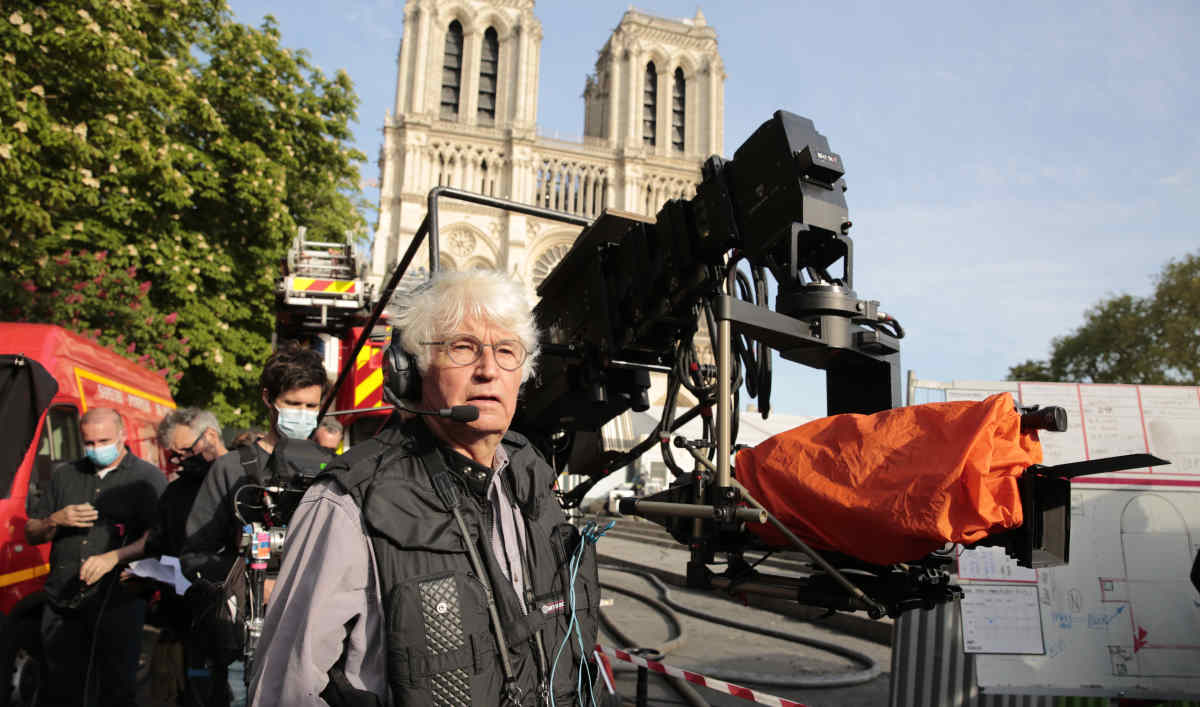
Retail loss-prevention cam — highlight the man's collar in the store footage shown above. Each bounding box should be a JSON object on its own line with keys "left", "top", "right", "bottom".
{"left": 440, "top": 445, "right": 505, "bottom": 498}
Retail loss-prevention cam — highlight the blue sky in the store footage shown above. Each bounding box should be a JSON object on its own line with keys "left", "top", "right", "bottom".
{"left": 229, "top": 0, "right": 1199, "bottom": 419}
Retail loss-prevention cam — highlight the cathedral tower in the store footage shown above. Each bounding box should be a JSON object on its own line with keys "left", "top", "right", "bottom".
{"left": 372, "top": 0, "right": 725, "bottom": 298}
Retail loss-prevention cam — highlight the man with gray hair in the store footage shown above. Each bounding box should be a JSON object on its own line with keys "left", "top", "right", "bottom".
{"left": 25, "top": 406, "right": 166, "bottom": 707}
{"left": 251, "top": 270, "right": 602, "bottom": 707}
{"left": 146, "top": 407, "right": 233, "bottom": 706}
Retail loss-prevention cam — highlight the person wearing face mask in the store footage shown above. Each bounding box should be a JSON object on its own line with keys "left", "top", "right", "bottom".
{"left": 145, "top": 408, "right": 231, "bottom": 707}
{"left": 24, "top": 406, "right": 167, "bottom": 707}
{"left": 181, "top": 342, "right": 328, "bottom": 588}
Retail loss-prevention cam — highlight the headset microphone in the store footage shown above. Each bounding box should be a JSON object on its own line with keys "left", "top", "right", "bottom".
{"left": 397, "top": 402, "right": 480, "bottom": 423}
{"left": 442, "top": 405, "right": 480, "bottom": 422}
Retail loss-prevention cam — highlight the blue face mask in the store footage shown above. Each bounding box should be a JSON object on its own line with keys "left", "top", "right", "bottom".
{"left": 276, "top": 406, "right": 319, "bottom": 440}
{"left": 86, "top": 443, "right": 121, "bottom": 469}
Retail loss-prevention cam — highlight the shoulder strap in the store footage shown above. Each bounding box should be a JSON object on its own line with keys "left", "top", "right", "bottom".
{"left": 238, "top": 445, "right": 263, "bottom": 483}
{"left": 323, "top": 437, "right": 390, "bottom": 506}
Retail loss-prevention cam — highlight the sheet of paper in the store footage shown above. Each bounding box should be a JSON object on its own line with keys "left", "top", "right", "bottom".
{"left": 957, "top": 546, "right": 1038, "bottom": 583}
{"left": 960, "top": 584, "right": 1045, "bottom": 655}
{"left": 128, "top": 555, "right": 192, "bottom": 595}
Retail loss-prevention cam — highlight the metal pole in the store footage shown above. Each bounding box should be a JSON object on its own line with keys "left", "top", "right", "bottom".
{"left": 730, "top": 478, "right": 889, "bottom": 619}
{"left": 319, "top": 215, "right": 429, "bottom": 419}
{"left": 323, "top": 187, "right": 591, "bottom": 420}
{"left": 716, "top": 269, "right": 734, "bottom": 488}
{"left": 619, "top": 499, "right": 766, "bottom": 524}
{"left": 628, "top": 648, "right": 662, "bottom": 707}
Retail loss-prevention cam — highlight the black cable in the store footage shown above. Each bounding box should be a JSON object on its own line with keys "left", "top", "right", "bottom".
{"left": 881, "top": 315, "right": 905, "bottom": 339}
{"left": 598, "top": 582, "right": 709, "bottom": 707}
{"left": 752, "top": 265, "right": 772, "bottom": 418}
{"left": 84, "top": 523, "right": 134, "bottom": 705}
{"left": 658, "top": 372, "right": 688, "bottom": 479}
{"left": 232, "top": 484, "right": 271, "bottom": 526}
{"left": 731, "top": 269, "right": 761, "bottom": 399}
{"left": 599, "top": 564, "right": 881, "bottom": 688}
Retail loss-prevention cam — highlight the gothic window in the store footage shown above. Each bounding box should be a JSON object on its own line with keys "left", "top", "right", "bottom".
{"left": 531, "top": 243, "right": 572, "bottom": 289}
{"left": 441, "top": 20, "right": 464, "bottom": 119}
{"left": 672, "top": 68, "right": 685, "bottom": 152}
{"left": 478, "top": 27, "right": 499, "bottom": 124}
{"left": 643, "top": 62, "right": 657, "bottom": 147}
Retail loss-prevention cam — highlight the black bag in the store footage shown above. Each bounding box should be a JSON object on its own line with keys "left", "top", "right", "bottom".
{"left": 185, "top": 565, "right": 245, "bottom": 667}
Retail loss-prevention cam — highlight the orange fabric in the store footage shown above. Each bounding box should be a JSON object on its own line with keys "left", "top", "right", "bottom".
{"left": 735, "top": 393, "right": 1043, "bottom": 565}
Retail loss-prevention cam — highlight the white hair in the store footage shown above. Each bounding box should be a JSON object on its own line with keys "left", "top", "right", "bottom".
{"left": 393, "top": 269, "right": 540, "bottom": 382}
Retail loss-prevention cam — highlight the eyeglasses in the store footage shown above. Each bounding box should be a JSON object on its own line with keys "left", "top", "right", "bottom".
{"left": 422, "top": 334, "right": 527, "bottom": 371}
{"left": 165, "top": 429, "right": 206, "bottom": 466}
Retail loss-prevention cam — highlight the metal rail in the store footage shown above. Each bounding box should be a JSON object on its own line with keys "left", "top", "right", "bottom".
{"left": 321, "top": 187, "right": 592, "bottom": 419}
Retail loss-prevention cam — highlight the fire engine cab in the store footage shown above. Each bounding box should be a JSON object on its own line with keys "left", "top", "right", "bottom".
{"left": 0, "top": 323, "right": 175, "bottom": 707}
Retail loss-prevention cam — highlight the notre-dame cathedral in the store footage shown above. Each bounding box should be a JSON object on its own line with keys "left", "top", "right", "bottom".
{"left": 370, "top": 0, "right": 725, "bottom": 296}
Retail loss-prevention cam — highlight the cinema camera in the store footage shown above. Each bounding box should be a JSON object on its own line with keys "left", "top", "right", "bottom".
{"left": 231, "top": 438, "right": 330, "bottom": 681}
{"left": 337, "top": 110, "right": 1162, "bottom": 620}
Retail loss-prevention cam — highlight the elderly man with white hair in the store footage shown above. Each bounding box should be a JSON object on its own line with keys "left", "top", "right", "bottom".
{"left": 250, "top": 270, "right": 601, "bottom": 707}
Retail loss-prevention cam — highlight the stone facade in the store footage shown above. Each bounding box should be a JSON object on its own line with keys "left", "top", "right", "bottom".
{"left": 371, "top": 0, "right": 725, "bottom": 299}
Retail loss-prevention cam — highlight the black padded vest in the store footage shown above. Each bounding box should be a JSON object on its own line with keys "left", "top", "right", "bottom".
{"left": 329, "top": 419, "right": 600, "bottom": 707}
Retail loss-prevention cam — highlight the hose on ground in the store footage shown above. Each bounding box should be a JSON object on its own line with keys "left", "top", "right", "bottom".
{"left": 599, "top": 581, "right": 710, "bottom": 707}
{"left": 599, "top": 563, "right": 882, "bottom": 688}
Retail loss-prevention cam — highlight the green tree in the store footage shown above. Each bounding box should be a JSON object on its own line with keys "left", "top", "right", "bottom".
{"left": 1008, "top": 251, "right": 1200, "bottom": 385}
{"left": 0, "top": 1, "right": 366, "bottom": 426}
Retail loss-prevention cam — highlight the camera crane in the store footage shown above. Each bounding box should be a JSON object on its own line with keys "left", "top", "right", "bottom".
{"left": 329, "top": 110, "right": 1164, "bottom": 621}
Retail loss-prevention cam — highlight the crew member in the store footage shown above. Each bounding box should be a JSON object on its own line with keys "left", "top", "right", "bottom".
{"left": 146, "top": 407, "right": 230, "bottom": 707}
{"left": 313, "top": 416, "right": 344, "bottom": 452}
{"left": 179, "top": 342, "right": 329, "bottom": 702}
{"left": 25, "top": 406, "right": 166, "bottom": 707}
{"left": 181, "top": 342, "right": 328, "bottom": 587}
{"left": 249, "top": 270, "right": 601, "bottom": 707}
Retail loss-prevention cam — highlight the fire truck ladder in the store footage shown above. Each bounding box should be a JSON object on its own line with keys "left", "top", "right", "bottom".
{"left": 277, "top": 227, "right": 369, "bottom": 334}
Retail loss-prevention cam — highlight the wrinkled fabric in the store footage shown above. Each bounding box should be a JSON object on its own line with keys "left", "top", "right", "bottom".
{"left": 735, "top": 393, "right": 1043, "bottom": 565}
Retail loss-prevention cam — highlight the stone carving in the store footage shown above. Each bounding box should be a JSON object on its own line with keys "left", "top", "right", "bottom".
{"left": 449, "top": 229, "right": 476, "bottom": 257}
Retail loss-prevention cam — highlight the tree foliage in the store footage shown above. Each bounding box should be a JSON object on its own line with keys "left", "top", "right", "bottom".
{"left": 1008, "top": 252, "right": 1200, "bottom": 385}
{"left": 0, "top": 1, "right": 367, "bottom": 426}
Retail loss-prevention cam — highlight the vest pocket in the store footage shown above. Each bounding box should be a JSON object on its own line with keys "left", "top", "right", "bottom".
{"left": 386, "top": 569, "right": 499, "bottom": 706}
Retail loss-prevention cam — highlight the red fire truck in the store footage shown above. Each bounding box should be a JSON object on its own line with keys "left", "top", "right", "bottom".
{"left": 0, "top": 323, "right": 175, "bottom": 707}
{"left": 274, "top": 228, "right": 393, "bottom": 447}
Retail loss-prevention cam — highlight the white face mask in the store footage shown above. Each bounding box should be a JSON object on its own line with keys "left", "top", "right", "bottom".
{"left": 275, "top": 406, "right": 319, "bottom": 440}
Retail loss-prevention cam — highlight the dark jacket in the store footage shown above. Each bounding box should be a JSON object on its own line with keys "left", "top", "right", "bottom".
{"left": 181, "top": 443, "right": 269, "bottom": 584}
{"left": 330, "top": 418, "right": 600, "bottom": 707}
{"left": 146, "top": 463, "right": 210, "bottom": 633}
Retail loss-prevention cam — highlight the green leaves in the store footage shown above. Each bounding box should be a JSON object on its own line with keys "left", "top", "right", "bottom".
{"left": 1008, "top": 251, "right": 1200, "bottom": 385}
{"left": 1, "top": 0, "right": 366, "bottom": 427}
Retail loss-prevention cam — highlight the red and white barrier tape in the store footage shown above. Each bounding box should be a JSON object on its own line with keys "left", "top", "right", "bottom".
{"left": 595, "top": 644, "right": 811, "bottom": 707}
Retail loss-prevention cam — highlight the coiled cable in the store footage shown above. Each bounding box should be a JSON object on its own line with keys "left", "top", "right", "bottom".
{"left": 599, "top": 563, "right": 882, "bottom": 688}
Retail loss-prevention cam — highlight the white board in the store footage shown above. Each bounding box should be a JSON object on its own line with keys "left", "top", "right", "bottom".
{"left": 930, "top": 381, "right": 1200, "bottom": 697}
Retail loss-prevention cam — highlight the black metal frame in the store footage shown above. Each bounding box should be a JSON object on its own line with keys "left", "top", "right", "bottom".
{"left": 321, "top": 187, "right": 590, "bottom": 418}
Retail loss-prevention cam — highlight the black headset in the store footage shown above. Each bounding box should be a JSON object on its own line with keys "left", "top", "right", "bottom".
{"left": 382, "top": 335, "right": 421, "bottom": 404}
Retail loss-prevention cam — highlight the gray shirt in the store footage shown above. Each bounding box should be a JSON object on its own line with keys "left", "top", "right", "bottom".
{"left": 249, "top": 448, "right": 527, "bottom": 707}
{"left": 248, "top": 479, "right": 385, "bottom": 707}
